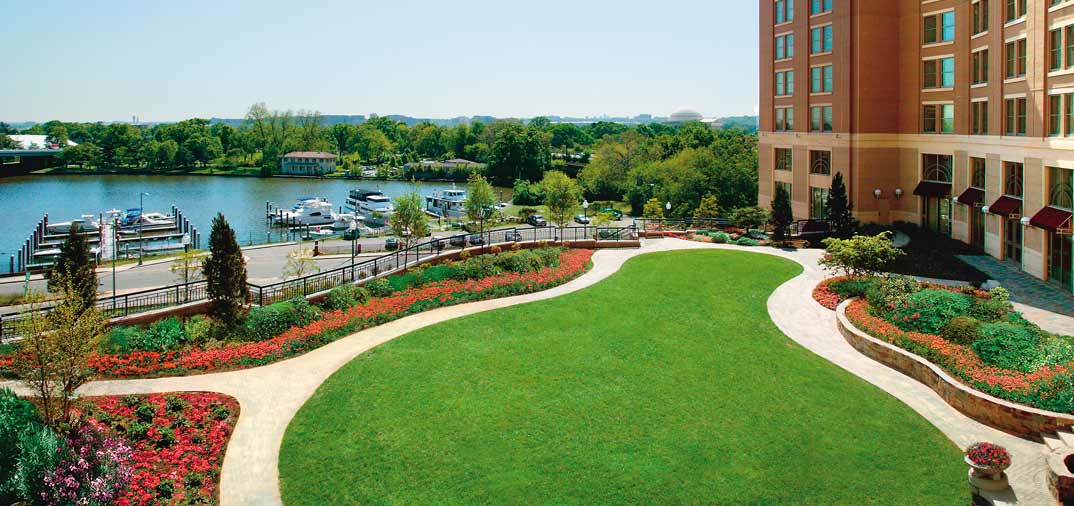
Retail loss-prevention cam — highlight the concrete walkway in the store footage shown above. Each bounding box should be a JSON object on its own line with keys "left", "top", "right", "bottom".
{"left": 0, "top": 239, "right": 1055, "bottom": 505}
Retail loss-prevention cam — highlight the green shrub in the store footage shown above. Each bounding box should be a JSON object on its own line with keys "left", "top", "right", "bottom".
{"left": 710, "top": 231, "right": 730, "bottom": 244}
{"left": 183, "top": 315, "right": 214, "bottom": 346}
{"left": 969, "top": 297, "right": 1011, "bottom": 322}
{"left": 889, "top": 289, "right": 973, "bottom": 334}
{"left": 455, "top": 254, "right": 502, "bottom": 280}
{"left": 940, "top": 316, "right": 982, "bottom": 345}
{"left": 99, "top": 326, "right": 144, "bottom": 354}
{"left": 323, "top": 284, "right": 370, "bottom": 311}
{"left": 1040, "top": 335, "right": 1074, "bottom": 366}
{"left": 365, "top": 278, "right": 393, "bottom": 297}
{"left": 244, "top": 297, "right": 321, "bottom": 342}
{"left": 867, "top": 275, "right": 923, "bottom": 313}
{"left": 746, "top": 229, "right": 768, "bottom": 241}
{"left": 820, "top": 232, "right": 905, "bottom": 276}
{"left": 971, "top": 322, "right": 1044, "bottom": 372}
{"left": 130, "top": 317, "right": 187, "bottom": 352}
{"left": 827, "top": 278, "right": 877, "bottom": 299}
{"left": 9, "top": 426, "right": 65, "bottom": 503}
{"left": 734, "top": 237, "right": 761, "bottom": 247}
{"left": 0, "top": 388, "right": 42, "bottom": 502}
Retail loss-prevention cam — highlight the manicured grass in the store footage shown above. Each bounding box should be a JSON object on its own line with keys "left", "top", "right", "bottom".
{"left": 279, "top": 250, "right": 967, "bottom": 505}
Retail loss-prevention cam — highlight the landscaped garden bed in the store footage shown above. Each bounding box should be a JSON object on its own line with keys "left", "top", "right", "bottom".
{"left": 2, "top": 247, "right": 593, "bottom": 379}
{"left": 818, "top": 273, "right": 1074, "bottom": 414}
{"left": 0, "top": 389, "right": 238, "bottom": 506}
{"left": 685, "top": 227, "right": 768, "bottom": 247}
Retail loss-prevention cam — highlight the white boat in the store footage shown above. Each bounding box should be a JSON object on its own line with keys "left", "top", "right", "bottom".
{"left": 346, "top": 189, "right": 394, "bottom": 226}
{"left": 119, "top": 209, "right": 176, "bottom": 232}
{"left": 275, "top": 198, "right": 338, "bottom": 227}
{"left": 47, "top": 214, "right": 100, "bottom": 235}
{"left": 331, "top": 213, "right": 362, "bottom": 231}
{"left": 425, "top": 188, "right": 467, "bottom": 218}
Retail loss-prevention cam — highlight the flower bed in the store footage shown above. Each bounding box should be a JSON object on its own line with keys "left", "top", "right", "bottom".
{"left": 85, "top": 249, "right": 594, "bottom": 378}
{"left": 844, "top": 298, "right": 1074, "bottom": 413}
{"left": 812, "top": 276, "right": 849, "bottom": 310}
{"left": 82, "top": 393, "right": 238, "bottom": 506}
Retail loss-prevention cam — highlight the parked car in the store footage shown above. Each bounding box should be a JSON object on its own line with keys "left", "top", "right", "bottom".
{"left": 384, "top": 237, "right": 399, "bottom": 250}
{"left": 601, "top": 208, "right": 624, "bottom": 220}
{"left": 449, "top": 235, "right": 468, "bottom": 247}
{"left": 527, "top": 215, "right": 548, "bottom": 227}
{"left": 573, "top": 214, "right": 591, "bottom": 225}
{"left": 468, "top": 234, "right": 485, "bottom": 246}
{"left": 504, "top": 230, "right": 523, "bottom": 242}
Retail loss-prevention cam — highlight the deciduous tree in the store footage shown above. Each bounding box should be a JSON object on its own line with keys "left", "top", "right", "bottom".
{"left": 391, "top": 191, "right": 430, "bottom": 250}
{"left": 541, "top": 171, "right": 581, "bottom": 230}
{"left": 465, "top": 173, "right": 496, "bottom": 234}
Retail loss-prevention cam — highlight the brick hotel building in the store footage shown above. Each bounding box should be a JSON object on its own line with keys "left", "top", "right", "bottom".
{"left": 759, "top": 0, "right": 1073, "bottom": 293}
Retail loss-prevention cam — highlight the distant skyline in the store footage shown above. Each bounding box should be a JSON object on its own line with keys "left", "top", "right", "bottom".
{"left": 4, "top": 1, "right": 759, "bottom": 123}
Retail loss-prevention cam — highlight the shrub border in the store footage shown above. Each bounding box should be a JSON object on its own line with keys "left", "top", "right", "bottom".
{"left": 836, "top": 299, "right": 1074, "bottom": 438}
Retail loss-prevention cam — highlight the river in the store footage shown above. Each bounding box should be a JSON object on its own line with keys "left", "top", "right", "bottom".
{"left": 0, "top": 174, "right": 510, "bottom": 274}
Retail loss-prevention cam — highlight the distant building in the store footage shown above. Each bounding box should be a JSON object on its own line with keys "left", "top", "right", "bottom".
{"left": 404, "top": 159, "right": 487, "bottom": 171}
{"left": 280, "top": 152, "right": 337, "bottom": 176}
{"left": 667, "top": 109, "right": 704, "bottom": 124}
{"left": 6, "top": 135, "right": 77, "bottom": 151}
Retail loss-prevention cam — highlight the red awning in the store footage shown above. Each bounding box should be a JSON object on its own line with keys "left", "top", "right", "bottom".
{"left": 956, "top": 187, "right": 985, "bottom": 206}
{"left": 987, "top": 196, "right": 1022, "bottom": 217}
{"left": 1029, "top": 206, "right": 1073, "bottom": 231}
{"left": 913, "top": 181, "right": 953, "bottom": 197}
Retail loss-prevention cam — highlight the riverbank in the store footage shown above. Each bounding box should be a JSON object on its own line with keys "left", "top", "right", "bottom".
{"left": 31, "top": 166, "right": 479, "bottom": 183}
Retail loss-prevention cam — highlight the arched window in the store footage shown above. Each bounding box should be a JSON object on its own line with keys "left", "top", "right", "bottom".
{"left": 1050, "top": 167, "right": 1074, "bottom": 209}
{"left": 1004, "top": 162, "right": 1024, "bottom": 198}
{"left": 810, "top": 150, "right": 831, "bottom": 175}
{"left": 922, "top": 154, "right": 953, "bottom": 182}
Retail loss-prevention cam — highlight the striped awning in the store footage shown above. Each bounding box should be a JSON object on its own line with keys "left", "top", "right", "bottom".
{"left": 1029, "top": 206, "right": 1073, "bottom": 232}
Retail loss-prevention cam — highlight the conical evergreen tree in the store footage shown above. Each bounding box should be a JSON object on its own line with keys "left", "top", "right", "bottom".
{"left": 203, "top": 213, "right": 248, "bottom": 326}
{"left": 825, "top": 172, "right": 857, "bottom": 238}
{"left": 770, "top": 186, "right": 793, "bottom": 241}
{"left": 46, "top": 223, "right": 97, "bottom": 312}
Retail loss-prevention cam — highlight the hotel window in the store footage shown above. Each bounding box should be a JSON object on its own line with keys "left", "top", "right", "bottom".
{"left": 923, "top": 57, "right": 955, "bottom": 88}
{"left": 971, "top": 158, "right": 987, "bottom": 189}
{"left": 972, "top": 101, "right": 989, "bottom": 134}
{"left": 1051, "top": 166, "right": 1074, "bottom": 209}
{"left": 775, "top": 70, "right": 794, "bottom": 96}
{"left": 810, "top": 187, "right": 830, "bottom": 219}
{"left": 1067, "top": 94, "right": 1074, "bottom": 136}
{"left": 1005, "top": 39, "right": 1027, "bottom": 78}
{"left": 776, "top": 34, "right": 794, "bottom": 60}
{"left": 811, "top": 25, "right": 832, "bottom": 54}
{"left": 775, "top": 0, "right": 794, "bottom": 24}
{"left": 924, "top": 11, "right": 955, "bottom": 44}
{"left": 972, "top": 49, "right": 989, "bottom": 84}
{"left": 1052, "top": 29, "right": 1064, "bottom": 71}
{"left": 923, "top": 154, "right": 954, "bottom": 182}
{"left": 775, "top": 148, "right": 793, "bottom": 171}
{"left": 1005, "top": 162, "right": 1024, "bottom": 198}
{"left": 973, "top": 0, "right": 989, "bottom": 34}
{"left": 809, "top": 150, "right": 831, "bottom": 175}
{"left": 1051, "top": 95, "right": 1064, "bottom": 137}
{"left": 775, "top": 107, "right": 794, "bottom": 131}
{"left": 810, "top": 65, "right": 832, "bottom": 93}
{"left": 1004, "top": 97, "right": 1027, "bottom": 136}
{"left": 811, "top": 0, "right": 831, "bottom": 15}
{"left": 1067, "top": 27, "right": 1074, "bottom": 69}
{"left": 810, "top": 105, "right": 833, "bottom": 132}
{"left": 923, "top": 104, "right": 954, "bottom": 134}
{"left": 776, "top": 182, "right": 793, "bottom": 200}
{"left": 1005, "top": 0, "right": 1026, "bottom": 22}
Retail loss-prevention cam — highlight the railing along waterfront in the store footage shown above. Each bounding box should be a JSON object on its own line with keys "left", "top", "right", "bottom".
{"left": 0, "top": 225, "right": 638, "bottom": 341}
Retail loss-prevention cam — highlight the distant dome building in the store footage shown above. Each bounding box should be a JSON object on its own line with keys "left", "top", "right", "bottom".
{"left": 668, "top": 108, "right": 704, "bottom": 124}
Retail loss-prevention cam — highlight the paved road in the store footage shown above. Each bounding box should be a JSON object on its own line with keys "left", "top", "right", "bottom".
{"left": 0, "top": 221, "right": 625, "bottom": 310}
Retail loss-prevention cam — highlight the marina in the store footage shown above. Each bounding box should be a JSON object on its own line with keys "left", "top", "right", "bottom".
{"left": 0, "top": 175, "right": 508, "bottom": 274}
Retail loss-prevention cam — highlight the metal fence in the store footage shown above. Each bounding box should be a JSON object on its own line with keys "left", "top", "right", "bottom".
{"left": 0, "top": 225, "right": 638, "bottom": 341}
{"left": 633, "top": 218, "right": 732, "bottom": 233}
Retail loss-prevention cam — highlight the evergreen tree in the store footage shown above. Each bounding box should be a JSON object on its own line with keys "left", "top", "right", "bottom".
{"left": 45, "top": 223, "right": 96, "bottom": 312}
{"left": 203, "top": 214, "right": 248, "bottom": 326}
{"left": 825, "top": 172, "right": 857, "bottom": 238}
{"left": 770, "top": 185, "right": 793, "bottom": 241}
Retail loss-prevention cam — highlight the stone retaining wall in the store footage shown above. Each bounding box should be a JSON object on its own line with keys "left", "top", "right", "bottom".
{"left": 836, "top": 299, "right": 1074, "bottom": 439}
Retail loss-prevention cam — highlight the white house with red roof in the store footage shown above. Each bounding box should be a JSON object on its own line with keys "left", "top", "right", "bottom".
{"left": 280, "top": 151, "right": 337, "bottom": 176}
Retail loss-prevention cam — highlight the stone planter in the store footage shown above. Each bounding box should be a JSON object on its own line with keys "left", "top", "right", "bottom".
{"left": 966, "top": 456, "right": 1010, "bottom": 492}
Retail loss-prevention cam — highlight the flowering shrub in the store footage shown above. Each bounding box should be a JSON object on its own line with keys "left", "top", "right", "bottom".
{"left": 812, "top": 277, "right": 845, "bottom": 310}
{"left": 83, "top": 393, "right": 238, "bottom": 506}
{"left": 41, "top": 424, "right": 133, "bottom": 506}
{"left": 87, "top": 249, "right": 594, "bottom": 378}
{"left": 965, "top": 442, "right": 1011, "bottom": 471}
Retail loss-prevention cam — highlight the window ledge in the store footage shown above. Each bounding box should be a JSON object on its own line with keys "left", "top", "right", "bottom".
{"left": 1004, "top": 17, "right": 1027, "bottom": 28}
{"left": 1049, "top": 1, "right": 1073, "bottom": 13}
{"left": 774, "top": 94, "right": 794, "bottom": 99}
{"left": 1004, "top": 77, "right": 1027, "bottom": 84}
{"left": 971, "top": 83, "right": 989, "bottom": 89}
{"left": 923, "top": 87, "right": 955, "bottom": 93}
{"left": 1048, "top": 68, "right": 1074, "bottom": 78}
{"left": 809, "top": 11, "right": 831, "bottom": 19}
{"left": 775, "top": 21, "right": 793, "bottom": 29}
{"left": 972, "top": 31, "right": 989, "bottom": 39}
{"left": 775, "top": 57, "right": 794, "bottom": 64}
{"left": 810, "top": 92, "right": 833, "bottom": 97}
{"left": 810, "top": 51, "right": 833, "bottom": 57}
{"left": 922, "top": 40, "right": 955, "bottom": 49}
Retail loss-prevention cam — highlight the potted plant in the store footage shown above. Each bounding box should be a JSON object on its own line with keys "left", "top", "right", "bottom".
{"left": 965, "top": 442, "right": 1012, "bottom": 492}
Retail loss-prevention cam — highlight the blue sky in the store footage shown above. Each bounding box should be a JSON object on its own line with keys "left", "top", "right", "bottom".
{"left": 3, "top": 1, "right": 759, "bottom": 122}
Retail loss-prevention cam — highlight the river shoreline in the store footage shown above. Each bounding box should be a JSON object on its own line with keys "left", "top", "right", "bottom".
{"left": 25, "top": 167, "right": 475, "bottom": 184}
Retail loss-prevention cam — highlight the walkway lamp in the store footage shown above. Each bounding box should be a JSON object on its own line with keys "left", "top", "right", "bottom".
{"left": 583, "top": 200, "right": 590, "bottom": 236}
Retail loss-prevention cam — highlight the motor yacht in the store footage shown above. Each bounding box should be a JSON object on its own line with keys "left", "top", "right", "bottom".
{"left": 346, "top": 189, "right": 394, "bottom": 226}
{"left": 425, "top": 188, "right": 467, "bottom": 218}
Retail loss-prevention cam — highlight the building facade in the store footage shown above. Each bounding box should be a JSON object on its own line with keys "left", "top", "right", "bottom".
{"left": 759, "top": 0, "right": 1074, "bottom": 294}
{"left": 280, "top": 152, "right": 337, "bottom": 176}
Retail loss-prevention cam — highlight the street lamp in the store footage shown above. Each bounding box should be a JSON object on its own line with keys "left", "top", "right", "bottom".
{"left": 582, "top": 200, "right": 590, "bottom": 235}
{"left": 138, "top": 192, "right": 149, "bottom": 266}
{"left": 111, "top": 218, "right": 118, "bottom": 310}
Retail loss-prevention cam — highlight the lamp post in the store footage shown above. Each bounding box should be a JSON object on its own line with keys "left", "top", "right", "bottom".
{"left": 111, "top": 218, "right": 118, "bottom": 310}
{"left": 138, "top": 192, "right": 149, "bottom": 266}
{"left": 582, "top": 200, "right": 590, "bottom": 236}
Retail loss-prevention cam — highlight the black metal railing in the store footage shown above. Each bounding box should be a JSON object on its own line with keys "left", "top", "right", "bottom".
{"left": 0, "top": 225, "right": 639, "bottom": 341}
{"left": 632, "top": 218, "right": 732, "bottom": 233}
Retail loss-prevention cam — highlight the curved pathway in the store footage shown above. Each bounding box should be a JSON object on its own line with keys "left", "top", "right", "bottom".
{"left": 1, "top": 239, "right": 1052, "bottom": 505}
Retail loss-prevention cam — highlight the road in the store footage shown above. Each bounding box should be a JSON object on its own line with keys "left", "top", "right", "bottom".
{"left": 0, "top": 220, "right": 630, "bottom": 312}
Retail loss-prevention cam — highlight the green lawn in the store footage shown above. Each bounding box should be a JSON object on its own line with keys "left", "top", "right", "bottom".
{"left": 279, "top": 250, "right": 967, "bottom": 506}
